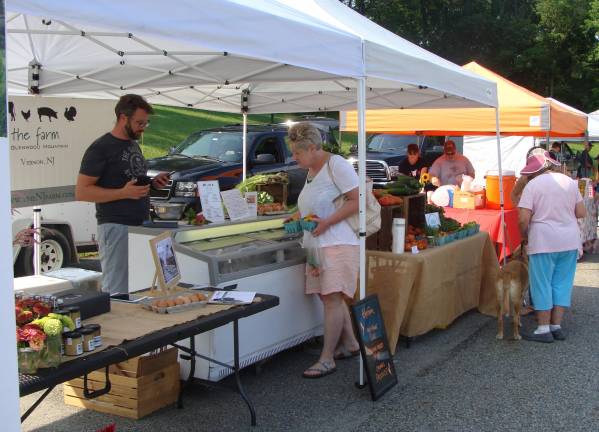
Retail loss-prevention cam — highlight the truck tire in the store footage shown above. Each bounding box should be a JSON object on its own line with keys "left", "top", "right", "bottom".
{"left": 14, "top": 231, "right": 72, "bottom": 276}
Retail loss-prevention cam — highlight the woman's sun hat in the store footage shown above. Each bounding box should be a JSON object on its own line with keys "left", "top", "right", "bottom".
{"left": 520, "top": 150, "right": 560, "bottom": 175}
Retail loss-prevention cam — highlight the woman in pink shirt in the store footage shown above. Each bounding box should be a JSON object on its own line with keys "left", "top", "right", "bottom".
{"left": 518, "top": 151, "right": 586, "bottom": 343}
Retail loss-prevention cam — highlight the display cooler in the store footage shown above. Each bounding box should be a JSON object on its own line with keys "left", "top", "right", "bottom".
{"left": 128, "top": 218, "right": 323, "bottom": 381}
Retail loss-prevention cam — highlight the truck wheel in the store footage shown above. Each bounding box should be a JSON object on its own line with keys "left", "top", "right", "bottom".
{"left": 14, "top": 231, "right": 72, "bottom": 276}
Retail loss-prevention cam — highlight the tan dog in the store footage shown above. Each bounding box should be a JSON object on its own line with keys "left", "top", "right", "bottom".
{"left": 496, "top": 256, "right": 529, "bottom": 340}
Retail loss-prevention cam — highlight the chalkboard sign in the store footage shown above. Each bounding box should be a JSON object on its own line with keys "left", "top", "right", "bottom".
{"left": 351, "top": 294, "right": 397, "bottom": 401}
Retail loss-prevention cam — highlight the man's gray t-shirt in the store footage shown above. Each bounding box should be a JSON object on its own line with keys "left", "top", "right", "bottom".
{"left": 429, "top": 154, "right": 475, "bottom": 186}
{"left": 79, "top": 133, "right": 149, "bottom": 225}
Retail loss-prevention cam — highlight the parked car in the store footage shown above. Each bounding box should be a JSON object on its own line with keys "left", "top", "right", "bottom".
{"left": 346, "top": 134, "right": 461, "bottom": 187}
{"left": 146, "top": 123, "right": 338, "bottom": 219}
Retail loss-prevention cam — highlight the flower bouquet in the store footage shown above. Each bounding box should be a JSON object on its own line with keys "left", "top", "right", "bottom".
{"left": 15, "top": 296, "right": 75, "bottom": 373}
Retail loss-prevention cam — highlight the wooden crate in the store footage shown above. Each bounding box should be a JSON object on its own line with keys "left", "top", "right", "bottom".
{"left": 64, "top": 348, "right": 180, "bottom": 419}
{"left": 367, "top": 194, "right": 426, "bottom": 251}
{"left": 256, "top": 183, "right": 288, "bottom": 205}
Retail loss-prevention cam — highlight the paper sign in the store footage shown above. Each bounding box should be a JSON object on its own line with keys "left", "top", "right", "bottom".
{"left": 529, "top": 115, "right": 541, "bottom": 127}
{"left": 244, "top": 192, "right": 258, "bottom": 219}
{"left": 425, "top": 212, "right": 441, "bottom": 228}
{"left": 209, "top": 290, "right": 256, "bottom": 305}
{"left": 197, "top": 181, "right": 225, "bottom": 223}
{"left": 411, "top": 245, "right": 419, "bottom": 254}
{"left": 221, "top": 188, "right": 250, "bottom": 221}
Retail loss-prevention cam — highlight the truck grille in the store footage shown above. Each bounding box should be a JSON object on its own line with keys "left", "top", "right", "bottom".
{"left": 149, "top": 180, "right": 173, "bottom": 200}
{"left": 351, "top": 160, "right": 389, "bottom": 182}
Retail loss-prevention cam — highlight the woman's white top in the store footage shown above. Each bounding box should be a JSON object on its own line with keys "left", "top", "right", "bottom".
{"left": 297, "top": 154, "right": 359, "bottom": 247}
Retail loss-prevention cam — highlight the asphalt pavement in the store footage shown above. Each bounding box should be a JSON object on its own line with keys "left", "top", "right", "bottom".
{"left": 21, "top": 249, "right": 599, "bottom": 432}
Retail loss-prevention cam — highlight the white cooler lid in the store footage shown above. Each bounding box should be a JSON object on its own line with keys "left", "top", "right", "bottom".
{"left": 13, "top": 275, "right": 73, "bottom": 294}
{"left": 486, "top": 170, "right": 515, "bottom": 177}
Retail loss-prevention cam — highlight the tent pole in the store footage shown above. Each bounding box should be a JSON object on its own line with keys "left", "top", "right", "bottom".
{"left": 33, "top": 208, "right": 42, "bottom": 275}
{"left": 357, "top": 77, "right": 367, "bottom": 387}
{"left": 494, "top": 108, "right": 507, "bottom": 265}
{"left": 242, "top": 113, "right": 248, "bottom": 182}
{"left": 241, "top": 89, "right": 249, "bottom": 182}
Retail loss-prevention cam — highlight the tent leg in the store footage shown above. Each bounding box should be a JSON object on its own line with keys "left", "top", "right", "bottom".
{"left": 357, "top": 77, "right": 367, "bottom": 388}
{"left": 242, "top": 113, "right": 248, "bottom": 182}
{"left": 494, "top": 108, "right": 507, "bottom": 265}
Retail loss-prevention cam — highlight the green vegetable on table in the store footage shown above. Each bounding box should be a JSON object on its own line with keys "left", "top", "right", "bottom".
{"left": 385, "top": 176, "right": 422, "bottom": 196}
{"left": 257, "top": 191, "right": 274, "bottom": 204}
{"left": 235, "top": 172, "right": 289, "bottom": 193}
{"left": 439, "top": 217, "right": 461, "bottom": 232}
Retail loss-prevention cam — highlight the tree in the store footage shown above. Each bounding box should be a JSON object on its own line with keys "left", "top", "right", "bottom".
{"left": 341, "top": 0, "right": 599, "bottom": 111}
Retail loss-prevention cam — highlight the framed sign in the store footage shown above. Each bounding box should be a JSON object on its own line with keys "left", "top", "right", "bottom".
{"left": 149, "top": 231, "right": 181, "bottom": 293}
{"left": 351, "top": 294, "right": 397, "bottom": 401}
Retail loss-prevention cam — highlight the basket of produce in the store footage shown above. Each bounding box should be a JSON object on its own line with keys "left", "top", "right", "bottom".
{"left": 375, "top": 190, "right": 404, "bottom": 207}
{"left": 236, "top": 173, "right": 289, "bottom": 211}
{"left": 283, "top": 220, "right": 302, "bottom": 234}
{"left": 301, "top": 214, "right": 318, "bottom": 232}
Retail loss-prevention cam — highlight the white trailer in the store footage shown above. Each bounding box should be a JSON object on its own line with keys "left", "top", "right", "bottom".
{"left": 9, "top": 95, "right": 115, "bottom": 275}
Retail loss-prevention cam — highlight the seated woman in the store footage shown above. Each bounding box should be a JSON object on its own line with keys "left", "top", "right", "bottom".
{"left": 398, "top": 144, "right": 428, "bottom": 179}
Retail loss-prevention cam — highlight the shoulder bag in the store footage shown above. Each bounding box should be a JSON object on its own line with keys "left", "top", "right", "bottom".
{"left": 327, "top": 156, "right": 381, "bottom": 237}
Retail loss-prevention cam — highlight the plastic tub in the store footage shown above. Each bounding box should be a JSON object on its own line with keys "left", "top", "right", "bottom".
{"left": 485, "top": 170, "right": 516, "bottom": 210}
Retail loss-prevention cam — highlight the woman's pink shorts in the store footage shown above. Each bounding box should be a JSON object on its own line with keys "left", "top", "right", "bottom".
{"left": 306, "top": 245, "right": 359, "bottom": 298}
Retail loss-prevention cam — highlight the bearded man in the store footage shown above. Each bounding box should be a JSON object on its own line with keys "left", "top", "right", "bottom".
{"left": 76, "top": 94, "right": 169, "bottom": 294}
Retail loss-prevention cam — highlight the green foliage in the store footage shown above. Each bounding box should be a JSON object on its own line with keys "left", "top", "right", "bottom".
{"left": 341, "top": 0, "right": 599, "bottom": 112}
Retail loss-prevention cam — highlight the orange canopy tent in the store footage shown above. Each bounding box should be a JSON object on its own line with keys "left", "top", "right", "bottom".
{"left": 341, "top": 62, "right": 587, "bottom": 137}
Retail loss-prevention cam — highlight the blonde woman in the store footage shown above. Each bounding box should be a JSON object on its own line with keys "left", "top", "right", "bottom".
{"left": 287, "top": 122, "right": 360, "bottom": 379}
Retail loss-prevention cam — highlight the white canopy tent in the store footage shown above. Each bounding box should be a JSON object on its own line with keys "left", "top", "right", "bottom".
{"left": 4, "top": 0, "right": 498, "bottom": 406}
{"left": 588, "top": 110, "right": 599, "bottom": 140}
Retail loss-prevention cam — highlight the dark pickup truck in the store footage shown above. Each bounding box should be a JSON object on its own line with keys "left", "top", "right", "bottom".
{"left": 146, "top": 123, "right": 336, "bottom": 219}
{"left": 346, "top": 134, "right": 462, "bottom": 187}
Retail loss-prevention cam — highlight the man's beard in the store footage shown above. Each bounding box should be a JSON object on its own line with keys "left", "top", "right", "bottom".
{"left": 125, "top": 122, "right": 141, "bottom": 140}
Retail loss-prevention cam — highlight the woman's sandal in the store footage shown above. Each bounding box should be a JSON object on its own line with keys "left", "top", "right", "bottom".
{"left": 333, "top": 348, "right": 360, "bottom": 360}
{"left": 302, "top": 361, "right": 337, "bottom": 379}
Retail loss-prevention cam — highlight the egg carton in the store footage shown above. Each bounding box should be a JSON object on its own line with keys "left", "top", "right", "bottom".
{"left": 140, "top": 290, "right": 212, "bottom": 314}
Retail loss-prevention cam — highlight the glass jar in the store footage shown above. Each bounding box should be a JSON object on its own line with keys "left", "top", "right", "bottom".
{"left": 18, "top": 347, "right": 40, "bottom": 374}
{"left": 67, "top": 306, "right": 82, "bottom": 329}
{"left": 38, "top": 334, "right": 62, "bottom": 368}
{"left": 86, "top": 324, "right": 102, "bottom": 349}
{"left": 79, "top": 327, "right": 95, "bottom": 353}
{"left": 63, "top": 331, "right": 83, "bottom": 356}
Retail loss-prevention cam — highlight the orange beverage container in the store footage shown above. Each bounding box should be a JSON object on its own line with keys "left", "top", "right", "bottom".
{"left": 485, "top": 170, "right": 516, "bottom": 210}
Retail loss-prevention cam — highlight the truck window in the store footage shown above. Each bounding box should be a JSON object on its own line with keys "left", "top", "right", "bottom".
{"left": 253, "top": 136, "right": 282, "bottom": 162}
{"left": 421, "top": 137, "right": 444, "bottom": 155}
{"left": 176, "top": 131, "right": 244, "bottom": 162}
{"left": 367, "top": 134, "right": 415, "bottom": 154}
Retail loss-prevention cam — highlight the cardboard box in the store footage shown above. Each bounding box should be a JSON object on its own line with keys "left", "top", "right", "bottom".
{"left": 453, "top": 190, "right": 485, "bottom": 209}
{"left": 64, "top": 347, "right": 179, "bottom": 419}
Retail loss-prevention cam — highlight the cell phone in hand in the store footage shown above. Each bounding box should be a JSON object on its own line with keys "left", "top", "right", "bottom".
{"left": 136, "top": 175, "right": 152, "bottom": 186}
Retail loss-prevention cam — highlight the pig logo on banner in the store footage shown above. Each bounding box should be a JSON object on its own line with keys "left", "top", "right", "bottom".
{"left": 10, "top": 102, "right": 79, "bottom": 124}
{"left": 38, "top": 107, "right": 58, "bottom": 122}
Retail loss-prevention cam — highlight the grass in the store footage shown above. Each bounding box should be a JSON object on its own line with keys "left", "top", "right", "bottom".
{"left": 569, "top": 143, "right": 599, "bottom": 159}
{"left": 140, "top": 105, "right": 358, "bottom": 158}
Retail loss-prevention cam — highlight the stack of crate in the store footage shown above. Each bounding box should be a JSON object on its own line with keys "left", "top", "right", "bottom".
{"left": 64, "top": 347, "right": 180, "bottom": 419}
